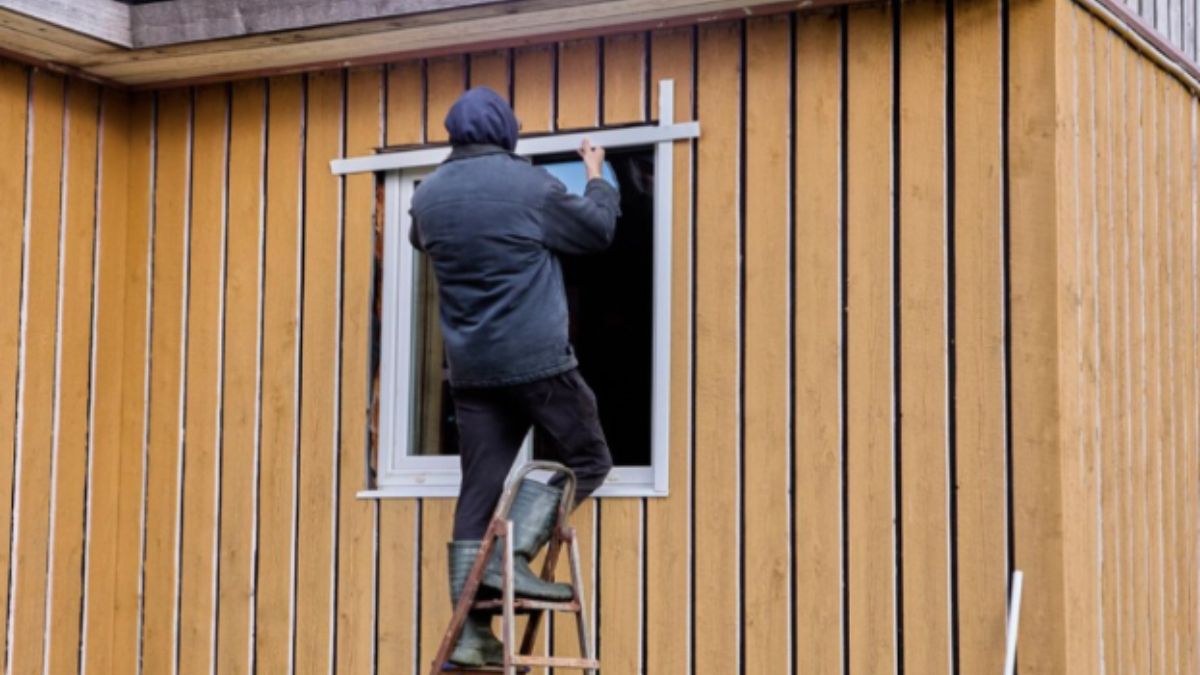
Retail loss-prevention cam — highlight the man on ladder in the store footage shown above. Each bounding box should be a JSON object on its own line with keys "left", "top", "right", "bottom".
{"left": 409, "top": 86, "right": 618, "bottom": 669}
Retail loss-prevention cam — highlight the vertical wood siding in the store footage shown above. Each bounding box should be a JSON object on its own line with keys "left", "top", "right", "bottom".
{"left": 0, "top": 1, "right": 1195, "bottom": 673}
{"left": 0, "top": 63, "right": 135, "bottom": 674}
{"left": 1064, "top": 5, "right": 1200, "bottom": 673}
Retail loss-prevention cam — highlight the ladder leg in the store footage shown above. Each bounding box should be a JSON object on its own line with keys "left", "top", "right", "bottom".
{"left": 567, "top": 528, "right": 596, "bottom": 675}
{"left": 518, "top": 527, "right": 565, "bottom": 655}
{"left": 502, "top": 520, "right": 517, "bottom": 675}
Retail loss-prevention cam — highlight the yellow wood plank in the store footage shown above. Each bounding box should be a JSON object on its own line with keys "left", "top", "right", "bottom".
{"left": 1154, "top": 64, "right": 1175, "bottom": 675}
{"left": 335, "top": 65, "right": 384, "bottom": 675}
{"left": 426, "top": 56, "right": 465, "bottom": 144}
{"left": 111, "top": 92, "right": 154, "bottom": 675}
{"left": 644, "top": 25, "right": 693, "bottom": 675}
{"left": 1145, "top": 67, "right": 1166, "bottom": 675}
{"left": 603, "top": 32, "right": 644, "bottom": 124}
{"left": 0, "top": 60, "right": 26, "bottom": 668}
{"left": 513, "top": 46, "right": 553, "bottom": 133}
{"left": 378, "top": 57, "right": 421, "bottom": 675}
{"left": 693, "top": 22, "right": 740, "bottom": 675}
{"left": 1185, "top": 89, "right": 1196, "bottom": 675}
{"left": 1060, "top": 10, "right": 1101, "bottom": 674}
{"left": 8, "top": 71, "right": 64, "bottom": 675}
{"left": 1132, "top": 54, "right": 1156, "bottom": 675}
{"left": 177, "top": 83, "right": 227, "bottom": 675}
{"left": 470, "top": 50, "right": 510, "bottom": 99}
{"left": 792, "top": 12, "right": 843, "bottom": 674}
{"left": 140, "top": 86, "right": 190, "bottom": 675}
{"left": 46, "top": 78, "right": 99, "bottom": 675}
{"left": 377, "top": 501, "right": 417, "bottom": 674}
{"left": 1158, "top": 67, "right": 1177, "bottom": 675}
{"left": 1162, "top": 94, "right": 1181, "bottom": 656}
{"left": 594, "top": 29, "right": 646, "bottom": 675}
{"left": 1168, "top": 79, "right": 1189, "bottom": 675}
{"left": 379, "top": 56, "right": 423, "bottom": 671}
{"left": 82, "top": 86, "right": 130, "bottom": 675}
{"left": 548, "top": 38, "right": 598, "bottom": 669}
{"left": 1083, "top": 14, "right": 1105, "bottom": 673}
{"left": 294, "top": 69, "right": 342, "bottom": 675}
{"left": 596, "top": 501, "right": 640, "bottom": 673}
{"left": 1108, "top": 41, "right": 1136, "bottom": 675}
{"left": 1009, "top": 0, "right": 1068, "bottom": 669}
{"left": 1171, "top": 73, "right": 1190, "bottom": 672}
{"left": 1179, "top": 83, "right": 1194, "bottom": 675}
{"left": 412, "top": 56, "right": 463, "bottom": 667}
{"left": 1153, "top": 67, "right": 1172, "bottom": 675}
{"left": 256, "top": 74, "right": 304, "bottom": 674}
{"left": 898, "top": 4, "right": 951, "bottom": 672}
{"left": 1185, "top": 92, "right": 1199, "bottom": 675}
{"left": 215, "top": 78, "right": 265, "bottom": 675}
{"left": 741, "top": 14, "right": 790, "bottom": 674}
{"left": 1127, "top": 53, "right": 1151, "bottom": 675}
{"left": 951, "top": 2, "right": 1007, "bottom": 672}
{"left": 556, "top": 39, "right": 598, "bottom": 130}
{"left": 419, "top": 499, "right": 455, "bottom": 670}
{"left": 845, "top": 8, "right": 896, "bottom": 674}
{"left": 387, "top": 60, "right": 425, "bottom": 145}
{"left": 1090, "top": 21, "right": 1121, "bottom": 673}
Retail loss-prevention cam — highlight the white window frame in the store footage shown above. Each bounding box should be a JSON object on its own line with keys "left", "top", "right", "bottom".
{"left": 337, "top": 80, "right": 699, "bottom": 499}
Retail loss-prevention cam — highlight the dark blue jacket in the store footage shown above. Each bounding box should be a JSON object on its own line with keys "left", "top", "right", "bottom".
{"left": 409, "top": 87, "right": 620, "bottom": 388}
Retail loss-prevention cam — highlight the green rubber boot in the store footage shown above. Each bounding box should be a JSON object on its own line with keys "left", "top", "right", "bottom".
{"left": 447, "top": 541, "right": 505, "bottom": 667}
{"left": 483, "top": 479, "right": 575, "bottom": 602}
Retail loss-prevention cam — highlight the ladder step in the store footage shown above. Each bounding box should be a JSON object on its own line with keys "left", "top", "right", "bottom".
{"left": 511, "top": 655, "right": 600, "bottom": 669}
{"left": 439, "top": 658, "right": 532, "bottom": 667}
{"left": 472, "top": 598, "right": 580, "bottom": 613}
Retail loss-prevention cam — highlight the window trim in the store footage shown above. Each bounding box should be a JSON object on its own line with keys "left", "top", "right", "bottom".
{"left": 357, "top": 80, "right": 699, "bottom": 499}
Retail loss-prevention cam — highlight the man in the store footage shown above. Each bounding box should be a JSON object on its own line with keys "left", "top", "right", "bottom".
{"left": 409, "top": 86, "right": 618, "bottom": 667}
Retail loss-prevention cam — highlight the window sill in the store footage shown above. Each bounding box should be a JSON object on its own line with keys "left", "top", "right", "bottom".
{"left": 357, "top": 482, "right": 669, "bottom": 500}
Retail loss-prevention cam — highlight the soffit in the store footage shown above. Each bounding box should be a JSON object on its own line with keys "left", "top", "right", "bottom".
{"left": 0, "top": 0, "right": 862, "bottom": 88}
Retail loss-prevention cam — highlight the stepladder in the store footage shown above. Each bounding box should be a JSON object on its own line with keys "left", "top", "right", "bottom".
{"left": 430, "top": 461, "right": 599, "bottom": 674}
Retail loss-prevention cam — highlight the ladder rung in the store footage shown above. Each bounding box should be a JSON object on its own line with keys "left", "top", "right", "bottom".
{"left": 472, "top": 598, "right": 580, "bottom": 613}
{"left": 438, "top": 666, "right": 531, "bottom": 673}
{"left": 511, "top": 655, "right": 600, "bottom": 669}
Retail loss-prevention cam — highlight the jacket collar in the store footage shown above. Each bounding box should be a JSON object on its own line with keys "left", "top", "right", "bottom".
{"left": 445, "top": 143, "right": 528, "bottom": 163}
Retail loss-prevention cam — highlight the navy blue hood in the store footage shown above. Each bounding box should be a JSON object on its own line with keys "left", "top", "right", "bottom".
{"left": 444, "top": 87, "right": 519, "bottom": 151}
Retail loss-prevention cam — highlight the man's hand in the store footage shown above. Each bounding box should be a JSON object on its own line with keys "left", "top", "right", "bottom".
{"left": 578, "top": 138, "right": 606, "bottom": 180}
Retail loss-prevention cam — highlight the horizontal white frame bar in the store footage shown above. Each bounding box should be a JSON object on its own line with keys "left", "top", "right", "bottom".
{"left": 361, "top": 466, "right": 663, "bottom": 500}
{"left": 330, "top": 121, "right": 701, "bottom": 175}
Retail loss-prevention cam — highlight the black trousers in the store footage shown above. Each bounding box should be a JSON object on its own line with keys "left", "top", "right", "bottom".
{"left": 451, "top": 368, "right": 613, "bottom": 540}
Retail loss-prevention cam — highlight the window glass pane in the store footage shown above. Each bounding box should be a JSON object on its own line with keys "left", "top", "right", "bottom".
{"left": 409, "top": 187, "right": 459, "bottom": 456}
{"left": 540, "top": 159, "right": 618, "bottom": 194}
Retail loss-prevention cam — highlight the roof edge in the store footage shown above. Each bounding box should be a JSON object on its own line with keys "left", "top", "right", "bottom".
{"left": 0, "top": 0, "right": 130, "bottom": 46}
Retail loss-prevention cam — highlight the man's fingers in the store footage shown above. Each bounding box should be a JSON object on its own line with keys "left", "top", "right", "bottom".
{"left": 579, "top": 138, "right": 604, "bottom": 179}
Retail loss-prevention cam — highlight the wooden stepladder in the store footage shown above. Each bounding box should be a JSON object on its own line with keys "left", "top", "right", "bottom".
{"left": 431, "top": 461, "right": 599, "bottom": 674}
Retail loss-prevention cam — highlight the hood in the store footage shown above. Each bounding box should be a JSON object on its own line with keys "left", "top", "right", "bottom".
{"left": 444, "top": 87, "right": 519, "bottom": 151}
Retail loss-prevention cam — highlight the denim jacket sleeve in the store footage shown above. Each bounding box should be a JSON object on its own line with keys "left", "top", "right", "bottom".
{"left": 408, "top": 210, "right": 425, "bottom": 251}
{"left": 540, "top": 177, "right": 620, "bottom": 255}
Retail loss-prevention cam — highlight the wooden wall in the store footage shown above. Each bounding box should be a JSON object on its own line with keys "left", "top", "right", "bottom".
{"left": 1059, "top": 4, "right": 1200, "bottom": 674}
{"left": 0, "top": 61, "right": 133, "bottom": 674}
{"left": 0, "top": 1, "right": 1194, "bottom": 674}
